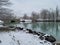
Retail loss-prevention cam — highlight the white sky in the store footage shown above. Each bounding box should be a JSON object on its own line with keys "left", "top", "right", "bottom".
{"left": 10, "top": 0, "right": 60, "bottom": 17}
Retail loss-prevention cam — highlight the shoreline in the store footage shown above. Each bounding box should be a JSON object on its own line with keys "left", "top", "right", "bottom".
{"left": 20, "top": 20, "right": 60, "bottom": 22}
{"left": 0, "top": 25, "right": 57, "bottom": 45}
{"left": 35, "top": 20, "right": 60, "bottom": 22}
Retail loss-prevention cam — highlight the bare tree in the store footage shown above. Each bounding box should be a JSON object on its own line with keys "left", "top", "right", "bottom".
{"left": 31, "top": 12, "right": 39, "bottom": 22}
{"left": 56, "top": 6, "right": 59, "bottom": 20}
{"left": 40, "top": 9, "right": 50, "bottom": 19}
{"left": 31, "top": 11, "right": 39, "bottom": 22}
{"left": 0, "top": 0, "right": 14, "bottom": 23}
{"left": 23, "top": 14, "right": 28, "bottom": 19}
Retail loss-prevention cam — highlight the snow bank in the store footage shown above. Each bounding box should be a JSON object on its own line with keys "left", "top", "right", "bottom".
{"left": 0, "top": 30, "right": 52, "bottom": 45}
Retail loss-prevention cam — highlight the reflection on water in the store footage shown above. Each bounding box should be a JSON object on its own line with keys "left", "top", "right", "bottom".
{"left": 18, "top": 22, "right": 60, "bottom": 41}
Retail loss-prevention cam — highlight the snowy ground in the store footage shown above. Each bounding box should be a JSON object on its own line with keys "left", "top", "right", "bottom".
{"left": 0, "top": 30, "right": 52, "bottom": 45}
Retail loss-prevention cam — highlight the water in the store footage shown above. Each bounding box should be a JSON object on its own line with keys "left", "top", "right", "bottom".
{"left": 16, "top": 22, "right": 60, "bottom": 41}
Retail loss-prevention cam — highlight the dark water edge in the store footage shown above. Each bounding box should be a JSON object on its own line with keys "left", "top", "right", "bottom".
{"left": 35, "top": 20, "right": 60, "bottom": 22}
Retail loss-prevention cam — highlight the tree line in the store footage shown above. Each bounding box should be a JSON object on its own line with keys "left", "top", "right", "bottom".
{"left": 23, "top": 6, "right": 60, "bottom": 22}
{"left": 0, "top": 0, "right": 60, "bottom": 23}
{"left": 0, "top": 0, "right": 17, "bottom": 23}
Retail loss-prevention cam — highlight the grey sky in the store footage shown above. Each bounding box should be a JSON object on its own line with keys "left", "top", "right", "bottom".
{"left": 10, "top": 0, "right": 60, "bottom": 17}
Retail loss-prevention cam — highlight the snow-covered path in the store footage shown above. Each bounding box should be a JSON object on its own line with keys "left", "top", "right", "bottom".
{"left": 0, "top": 30, "right": 52, "bottom": 45}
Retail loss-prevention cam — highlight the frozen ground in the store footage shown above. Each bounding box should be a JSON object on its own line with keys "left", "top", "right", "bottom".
{"left": 0, "top": 30, "right": 52, "bottom": 45}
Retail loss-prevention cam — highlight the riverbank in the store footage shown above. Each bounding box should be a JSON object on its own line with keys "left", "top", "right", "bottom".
{"left": 0, "top": 22, "right": 58, "bottom": 45}
{"left": 0, "top": 25, "right": 57, "bottom": 44}
{"left": 0, "top": 29, "right": 52, "bottom": 45}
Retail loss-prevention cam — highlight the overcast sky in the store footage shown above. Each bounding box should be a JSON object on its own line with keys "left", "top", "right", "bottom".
{"left": 10, "top": 0, "right": 60, "bottom": 17}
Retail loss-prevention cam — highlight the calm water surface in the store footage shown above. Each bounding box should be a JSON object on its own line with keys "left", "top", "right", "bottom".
{"left": 16, "top": 22, "right": 60, "bottom": 41}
